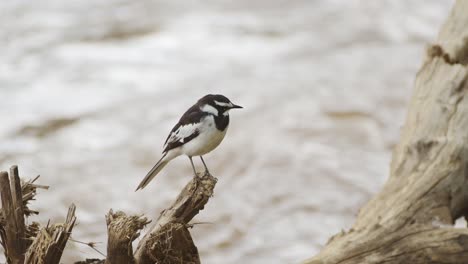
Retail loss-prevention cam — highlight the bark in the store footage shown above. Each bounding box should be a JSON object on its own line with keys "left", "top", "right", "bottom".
{"left": 0, "top": 165, "right": 74, "bottom": 264}
{"left": 75, "top": 259, "right": 105, "bottom": 264}
{"left": 0, "top": 166, "right": 27, "bottom": 264}
{"left": 24, "top": 204, "right": 77, "bottom": 264}
{"left": 304, "top": 1, "right": 468, "bottom": 264}
{"left": 105, "top": 210, "right": 149, "bottom": 264}
{"left": 1, "top": 164, "right": 217, "bottom": 264}
{"left": 134, "top": 172, "right": 217, "bottom": 264}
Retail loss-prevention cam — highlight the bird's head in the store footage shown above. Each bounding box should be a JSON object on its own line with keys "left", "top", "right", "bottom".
{"left": 198, "top": 94, "right": 243, "bottom": 116}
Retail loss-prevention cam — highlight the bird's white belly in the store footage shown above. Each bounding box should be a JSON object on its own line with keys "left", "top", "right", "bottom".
{"left": 182, "top": 116, "right": 227, "bottom": 156}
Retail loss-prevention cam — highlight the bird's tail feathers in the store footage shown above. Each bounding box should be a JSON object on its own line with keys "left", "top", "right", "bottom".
{"left": 135, "top": 153, "right": 170, "bottom": 191}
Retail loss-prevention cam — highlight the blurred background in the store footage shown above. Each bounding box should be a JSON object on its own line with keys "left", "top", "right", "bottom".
{"left": 0, "top": 0, "right": 455, "bottom": 263}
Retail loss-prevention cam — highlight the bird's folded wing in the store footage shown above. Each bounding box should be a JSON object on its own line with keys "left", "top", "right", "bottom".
{"left": 163, "top": 109, "right": 207, "bottom": 153}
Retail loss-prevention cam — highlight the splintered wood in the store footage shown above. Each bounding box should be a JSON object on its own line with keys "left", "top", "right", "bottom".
{"left": 134, "top": 172, "right": 217, "bottom": 264}
{"left": 304, "top": 1, "right": 468, "bottom": 263}
{"left": 24, "top": 205, "right": 77, "bottom": 264}
{"left": 0, "top": 165, "right": 217, "bottom": 264}
{"left": 0, "top": 166, "right": 75, "bottom": 264}
{"left": 105, "top": 210, "right": 150, "bottom": 264}
{"left": 0, "top": 167, "right": 27, "bottom": 264}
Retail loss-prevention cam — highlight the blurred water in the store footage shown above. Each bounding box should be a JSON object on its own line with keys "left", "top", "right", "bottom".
{"left": 0, "top": 1, "right": 454, "bottom": 263}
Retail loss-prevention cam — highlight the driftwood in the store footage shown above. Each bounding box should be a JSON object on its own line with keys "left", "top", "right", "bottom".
{"left": 24, "top": 205, "right": 77, "bottom": 264}
{"left": 101, "top": 172, "right": 216, "bottom": 264}
{"left": 105, "top": 210, "right": 149, "bottom": 264}
{"left": 0, "top": 166, "right": 27, "bottom": 264}
{"left": 0, "top": 164, "right": 216, "bottom": 264}
{"left": 0, "top": 166, "right": 74, "bottom": 264}
{"left": 304, "top": 1, "right": 468, "bottom": 264}
{"left": 134, "top": 172, "right": 216, "bottom": 264}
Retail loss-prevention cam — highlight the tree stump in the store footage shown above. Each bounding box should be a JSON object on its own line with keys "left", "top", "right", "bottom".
{"left": 134, "top": 172, "right": 217, "bottom": 264}
{"left": 105, "top": 210, "right": 149, "bottom": 264}
{"left": 304, "top": 1, "right": 468, "bottom": 263}
{"left": 0, "top": 167, "right": 27, "bottom": 264}
{"left": 1, "top": 166, "right": 217, "bottom": 264}
{"left": 24, "top": 205, "right": 77, "bottom": 264}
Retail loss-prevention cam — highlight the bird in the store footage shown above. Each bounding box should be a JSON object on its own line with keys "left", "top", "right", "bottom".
{"left": 135, "top": 94, "right": 243, "bottom": 191}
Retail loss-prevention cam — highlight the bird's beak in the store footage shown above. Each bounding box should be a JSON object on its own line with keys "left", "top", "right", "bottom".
{"left": 230, "top": 103, "right": 243, "bottom": 109}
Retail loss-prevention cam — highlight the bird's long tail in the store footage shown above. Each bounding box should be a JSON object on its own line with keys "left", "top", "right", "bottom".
{"left": 135, "top": 153, "right": 170, "bottom": 191}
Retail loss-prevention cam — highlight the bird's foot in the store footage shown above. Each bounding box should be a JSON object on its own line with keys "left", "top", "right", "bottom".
{"left": 192, "top": 172, "right": 217, "bottom": 197}
{"left": 193, "top": 171, "right": 201, "bottom": 178}
{"left": 200, "top": 179, "right": 215, "bottom": 197}
{"left": 199, "top": 171, "right": 218, "bottom": 197}
{"left": 203, "top": 170, "right": 212, "bottom": 177}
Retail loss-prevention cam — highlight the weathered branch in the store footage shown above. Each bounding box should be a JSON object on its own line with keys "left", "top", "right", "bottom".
{"left": 24, "top": 204, "right": 77, "bottom": 264}
{"left": 304, "top": 1, "right": 468, "bottom": 263}
{"left": 0, "top": 166, "right": 28, "bottom": 264}
{"left": 22, "top": 175, "right": 49, "bottom": 217}
{"left": 0, "top": 166, "right": 53, "bottom": 264}
{"left": 134, "top": 172, "right": 217, "bottom": 264}
{"left": 2, "top": 165, "right": 218, "bottom": 264}
{"left": 72, "top": 173, "right": 217, "bottom": 264}
{"left": 105, "top": 210, "right": 149, "bottom": 264}
{"left": 75, "top": 259, "right": 105, "bottom": 264}
{"left": 9, "top": 166, "right": 27, "bottom": 258}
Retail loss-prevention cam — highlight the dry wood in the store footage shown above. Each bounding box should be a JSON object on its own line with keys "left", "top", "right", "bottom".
{"left": 24, "top": 204, "right": 77, "bottom": 264}
{"left": 74, "top": 173, "right": 217, "bottom": 264}
{"left": 0, "top": 167, "right": 28, "bottom": 264}
{"left": 0, "top": 166, "right": 51, "bottom": 264}
{"left": 304, "top": 1, "right": 468, "bottom": 263}
{"left": 75, "top": 259, "right": 105, "bottom": 264}
{"left": 105, "top": 210, "right": 149, "bottom": 264}
{"left": 9, "top": 166, "right": 27, "bottom": 258}
{"left": 2, "top": 165, "right": 217, "bottom": 264}
{"left": 134, "top": 172, "right": 217, "bottom": 264}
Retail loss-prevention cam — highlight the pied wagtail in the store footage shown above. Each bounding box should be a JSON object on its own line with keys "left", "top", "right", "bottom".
{"left": 136, "top": 94, "right": 242, "bottom": 190}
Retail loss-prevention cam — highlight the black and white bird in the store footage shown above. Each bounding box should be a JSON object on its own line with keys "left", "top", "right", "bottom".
{"left": 136, "top": 94, "right": 242, "bottom": 191}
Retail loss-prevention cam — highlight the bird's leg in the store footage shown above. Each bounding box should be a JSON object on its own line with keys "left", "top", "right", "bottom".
{"left": 200, "top": 156, "right": 210, "bottom": 175}
{"left": 188, "top": 156, "right": 198, "bottom": 178}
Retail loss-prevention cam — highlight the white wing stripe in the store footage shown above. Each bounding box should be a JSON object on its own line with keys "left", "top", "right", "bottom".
{"left": 164, "top": 122, "right": 200, "bottom": 149}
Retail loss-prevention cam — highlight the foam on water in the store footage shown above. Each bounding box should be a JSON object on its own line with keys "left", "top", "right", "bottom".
{"left": 0, "top": 0, "right": 454, "bottom": 263}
